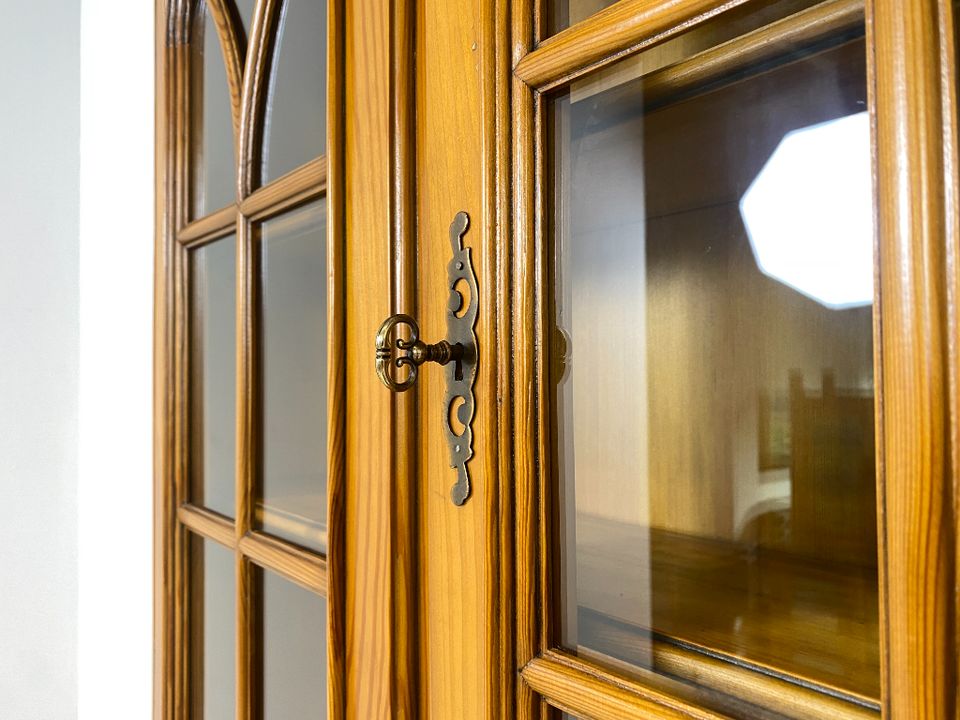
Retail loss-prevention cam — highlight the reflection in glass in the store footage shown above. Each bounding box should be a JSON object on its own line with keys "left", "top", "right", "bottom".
{"left": 192, "top": 1, "right": 236, "bottom": 217}
{"left": 190, "top": 236, "right": 237, "bottom": 517}
{"left": 552, "top": 7, "right": 878, "bottom": 713}
{"left": 262, "top": 0, "right": 327, "bottom": 182}
{"left": 262, "top": 569, "right": 327, "bottom": 718}
{"left": 259, "top": 202, "right": 327, "bottom": 551}
{"left": 546, "top": 0, "right": 825, "bottom": 51}
{"left": 191, "top": 537, "right": 236, "bottom": 720}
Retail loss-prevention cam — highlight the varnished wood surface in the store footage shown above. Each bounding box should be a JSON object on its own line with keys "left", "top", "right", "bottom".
{"left": 238, "top": 531, "right": 328, "bottom": 595}
{"left": 206, "top": 0, "right": 245, "bottom": 141}
{"left": 521, "top": 650, "right": 730, "bottom": 720}
{"left": 511, "top": 0, "right": 540, "bottom": 716}
{"left": 514, "top": 0, "right": 748, "bottom": 91}
{"left": 388, "top": 1, "right": 419, "bottom": 717}
{"left": 416, "top": 0, "right": 487, "bottom": 714}
{"left": 344, "top": 0, "right": 393, "bottom": 715}
{"left": 178, "top": 503, "right": 235, "bottom": 548}
{"left": 871, "top": 0, "right": 959, "bottom": 717}
{"left": 239, "top": 155, "right": 327, "bottom": 221}
{"left": 326, "top": 0, "right": 348, "bottom": 716}
{"left": 177, "top": 204, "right": 236, "bottom": 245}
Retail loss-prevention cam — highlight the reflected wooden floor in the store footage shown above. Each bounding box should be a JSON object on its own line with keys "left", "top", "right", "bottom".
{"left": 573, "top": 515, "right": 880, "bottom": 701}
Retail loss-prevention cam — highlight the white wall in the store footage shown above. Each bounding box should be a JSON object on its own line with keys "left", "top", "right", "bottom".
{"left": 0, "top": 2, "right": 80, "bottom": 717}
{"left": 78, "top": 1, "right": 154, "bottom": 718}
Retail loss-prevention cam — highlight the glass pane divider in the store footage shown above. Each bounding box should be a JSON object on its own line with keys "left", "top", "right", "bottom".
{"left": 239, "top": 154, "right": 327, "bottom": 222}
{"left": 238, "top": 530, "right": 328, "bottom": 596}
{"left": 179, "top": 503, "right": 238, "bottom": 549}
{"left": 178, "top": 204, "right": 240, "bottom": 247}
{"left": 515, "top": 0, "right": 737, "bottom": 92}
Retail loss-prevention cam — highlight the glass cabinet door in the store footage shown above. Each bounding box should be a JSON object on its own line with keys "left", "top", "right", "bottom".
{"left": 159, "top": 0, "right": 339, "bottom": 717}
{"left": 512, "top": 0, "right": 960, "bottom": 718}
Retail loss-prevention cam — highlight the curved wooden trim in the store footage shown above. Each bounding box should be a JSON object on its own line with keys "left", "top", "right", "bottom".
{"left": 870, "top": 0, "right": 959, "bottom": 716}
{"left": 206, "top": 0, "right": 246, "bottom": 143}
{"left": 326, "top": 0, "right": 347, "bottom": 717}
{"left": 238, "top": 531, "right": 328, "bottom": 595}
{"left": 238, "top": 0, "right": 282, "bottom": 198}
{"left": 238, "top": 155, "right": 327, "bottom": 221}
{"left": 513, "top": 0, "right": 748, "bottom": 92}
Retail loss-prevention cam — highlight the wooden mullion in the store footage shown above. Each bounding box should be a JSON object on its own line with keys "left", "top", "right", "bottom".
{"left": 520, "top": 651, "right": 728, "bottom": 720}
{"left": 238, "top": 0, "right": 283, "bottom": 199}
{"left": 177, "top": 205, "right": 238, "bottom": 247}
{"left": 239, "top": 531, "right": 329, "bottom": 596}
{"left": 236, "top": 202, "right": 259, "bottom": 719}
{"left": 178, "top": 503, "right": 237, "bottom": 548}
{"left": 513, "top": 0, "right": 750, "bottom": 92}
{"left": 239, "top": 156, "right": 327, "bottom": 222}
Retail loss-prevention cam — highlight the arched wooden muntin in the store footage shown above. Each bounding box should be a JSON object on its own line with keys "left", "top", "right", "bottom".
{"left": 155, "top": 0, "right": 346, "bottom": 718}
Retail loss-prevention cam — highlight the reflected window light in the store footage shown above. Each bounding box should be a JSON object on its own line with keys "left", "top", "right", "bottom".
{"left": 739, "top": 111, "right": 873, "bottom": 310}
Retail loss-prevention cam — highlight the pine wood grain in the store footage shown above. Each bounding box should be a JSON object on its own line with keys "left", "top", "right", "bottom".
{"left": 514, "top": 0, "right": 749, "bottom": 91}
{"left": 871, "top": 0, "right": 959, "bottom": 716}
{"left": 238, "top": 531, "right": 328, "bottom": 595}
{"left": 344, "top": 0, "right": 393, "bottom": 715}
{"left": 178, "top": 503, "right": 236, "bottom": 548}
{"left": 239, "top": 156, "right": 327, "bottom": 221}
{"left": 177, "top": 204, "right": 237, "bottom": 245}
{"left": 326, "top": 0, "right": 348, "bottom": 716}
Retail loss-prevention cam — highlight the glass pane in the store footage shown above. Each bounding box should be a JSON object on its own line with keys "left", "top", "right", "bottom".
{"left": 551, "top": 4, "right": 878, "bottom": 713}
{"left": 191, "top": 536, "right": 236, "bottom": 719}
{"left": 235, "top": 0, "right": 257, "bottom": 35}
{"left": 192, "top": 1, "right": 237, "bottom": 217}
{"left": 262, "top": 568, "right": 327, "bottom": 718}
{"left": 262, "top": 0, "right": 327, "bottom": 182}
{"left": 546, "top": 0, "right": 827, "bottom": 47}
{"left": 258, "top": 202, "right": 327, "bottom": 551}
{"left": 191, "top": 236, "right": 237, "bottom": 517}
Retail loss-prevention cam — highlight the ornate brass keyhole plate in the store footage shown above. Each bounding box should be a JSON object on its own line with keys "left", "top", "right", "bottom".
{"left": 374, "top": 211, "right": 478, "bottom": 505}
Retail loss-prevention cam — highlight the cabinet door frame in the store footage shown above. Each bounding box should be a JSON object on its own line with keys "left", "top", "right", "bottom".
{"left": 509, "top": 0, "right": 960, "bottom": 718}
{"left": 153, "top": 1, "right": 347, "bottom": 717}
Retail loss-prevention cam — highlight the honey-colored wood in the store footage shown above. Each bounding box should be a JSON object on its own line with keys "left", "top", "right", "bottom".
{"left": 178, "top": 503, "right": 236, "bottom": 548}
{"left": 511, "top": 0, "right": 540, "bottom": 718}
{"left": 514, "top": 0, "right": 749, "bottom": 91}
{"left": 639, "top": 0, "right": 863, "bottom": 107}
{"left": 481, "top": 0, "right": 515, "bottom": 715}
{"left": 177, "top": 204, "right": 237, "bottom": 246}
{"left": 870, "top": 0, "right": 959, "bottom": 716}
{"left": 521, "top": 651, "right": 730, "bottom": 720}
{"left": 239, "top": 155, "right": 327, "bottom": 221}
{"left": 388, "top": 0, "right": 419, "bottom": 717}
{"left": 326, "top": 0, "right": 348, "bottom": 716}
{"left": 238, "top": 531, "right": 328, "bottom": 595}
{"left": 237, "top": 0, "right": 281, "bottom": 198}
{"left": 415, "top": 0, "right": 488, "bottom": 714}
{"left": 206, "top": 0, "right": 245, "bottom": 140}
{"left": 343, "top": 0, "right": 393, "bottom": 715}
